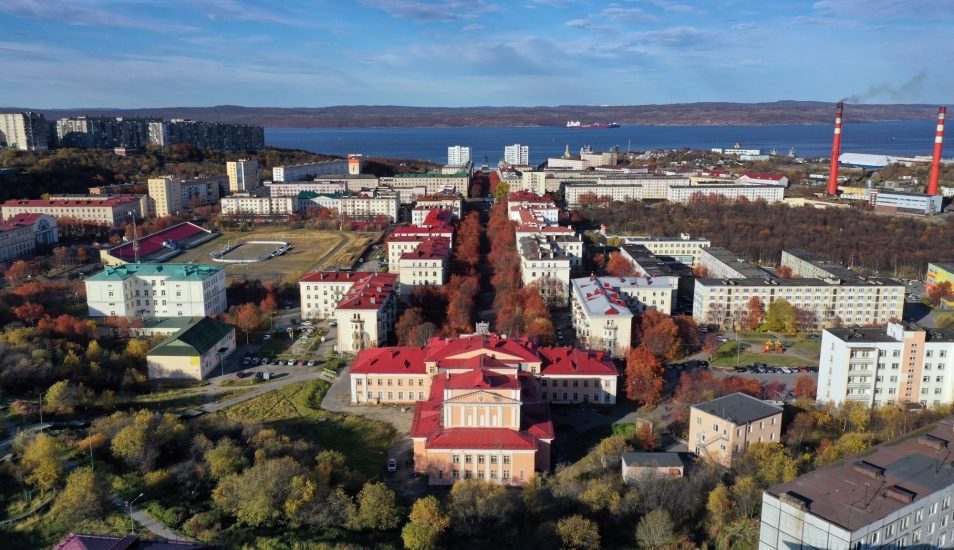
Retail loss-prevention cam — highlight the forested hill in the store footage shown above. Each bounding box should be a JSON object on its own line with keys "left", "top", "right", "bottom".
{"left": 3, "top": 102, "right": 941, "bottom": 128}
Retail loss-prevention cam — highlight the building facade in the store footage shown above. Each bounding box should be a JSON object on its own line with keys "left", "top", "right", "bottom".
{"left": 147, "top": 176, "right": 182, "bottom": 218}
{"left": 875, "top": 190, "right": 943, "bottom": 216}
{"left": 666, "top": 184, "right": 784, "bottom": 204}
{"left": 688, "top": 393, "right": 782, "bottom": 467}
{"left": 180, "top": 176, "right": 224, "bottom": 206}
{"left": 565, "top": 183, "right": 643, "bottom": 206}
{"left": 146, "top": 317, "right": 236, "bottom": 380}
{"left": 387, "top": 173, "right": 470, "bottom": 195}
{"left": 0, "top": 112, "right": 48, "bottom": 151}
{"left": 267, "top": 181, "right": 348, "bottom": 197}
{"left": 220, "top": 194, "right": 298, "bottom": 216}
{"left": 339, "top": 191, "right": 400, "bottom": 222}
{"left": 0, "top": 220, "right": 37, "bottom": 263}
{"left": 227, "top": 159, "right": 259, "bottom": 193}
{"left": 5, "top": 213, "right": 58, "bottom": 246}
{"left": 334, "top": 273, "right": 399, "bottom": 353}
{"left": 448, "top": 146, "right": 472, "bottom": 166}
{"left": 272, "top": 160, "right": 350, "bottom": 182}
{"left": 412, "top": 193, "right": 463, "bottom": 224}
{"left": 619, "top": 235, "right": 711, "bottom": 266}
{"left": 85, "top": 263, "right": 227, "bottom": 319}
{"left": 1, "top": 195, "right": 144, "bottom": 225}
{"left": 397, "top": 237, "right": 451, "bottom": 298}
{"left": 504, "top": 144, "right": 529, "bottom": 165}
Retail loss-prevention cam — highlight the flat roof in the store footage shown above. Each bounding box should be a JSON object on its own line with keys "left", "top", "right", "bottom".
{"left": 766, "top": 416, "right": 954, "bottom": 532}
{"left": 691, "top": 392, "right": 782, "bottom": 424}
{"left": 622, "top": 452, "right": 684, "bottom": 469}
{"left": 393, "top": 172, "right": 467, "bottom": 178}
{"left": 783, "top": 249, "right": 861, "bottom": 279}
{"left": 826, "top": 324, "right": 954, "bottom": 344}
{"left": 696, "top": 276, "right": 904, "bottom": 288}
{"left": 87, "top": 262, "right": 223, "bottom": 282}
{"left": 930, "top": 263, "right": 954, "bottom": 273}
{"left": 700, "top": 247, "right": 771, "bottom": 278}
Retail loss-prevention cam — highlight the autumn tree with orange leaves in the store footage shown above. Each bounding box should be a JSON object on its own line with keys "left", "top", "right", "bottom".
{"left": 605, "top": 252, "right": 636, "bottom": 277}
{"left": 794, "top": 375, "right": 818, "bottom": 399}
{"left": 635, "top": 310, "right": 682, "bottom": 362}
{"left": 625, "top": 345, "right": 665, "bottom": 406}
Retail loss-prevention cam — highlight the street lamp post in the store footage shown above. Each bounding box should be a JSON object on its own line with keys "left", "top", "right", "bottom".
{"left": 126, "top": 492, "right": 144, "bottom": 533}
{"left": 37, "top": 390, "right": 47, "bottom": 425}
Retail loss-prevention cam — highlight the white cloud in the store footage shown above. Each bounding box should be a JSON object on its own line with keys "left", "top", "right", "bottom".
{"left": 462, "top": 24, "right": 484, "bottom": 31}
{"left": 357, "top": 0, "right": 500, "bottom": 22}
{"left": 732, "top": 23, "right": 757, "bottom": 30}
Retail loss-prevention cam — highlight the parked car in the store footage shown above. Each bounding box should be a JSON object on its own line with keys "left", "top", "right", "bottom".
{"left": 301, "top": 321, "right": 313, "bottom": 327}
{"left": 734, "top": 367, "right": 747, "bottom": 373}
{"left": 298, "top": 359, "right": 307, "bottom": 366}
{"left": 716, "top": 336, "right": 728, "bottom": 343}
{"left": 699, "top": 327, "right": 708, "bottom": 333}
{"left": 243, "top": 357, "right": 251, "bottom": 366}
{"left": 387, "top": 458, "right": 397, "bottom": 472}
{"left": 251, "top": 357, "right": 260, "bottom": 365}
{"left": 235, "top": 371, "right": 244, "bottom": 379}
{"left": 254, "top": 372, "right": 263, "bottom": 380}
{"left": 279, "top": 325, "right": 285, "bottom": 332}
{"left": 330, "top": 322, "right": 338, "bottom": 328}
{"left": 307, "top": 360, "right": 316, "bottom": 367}
{"left": 263, "top": 334, "right": 271, "bottom": 341}
{"left": 291, "top": 319, "right": 299, "bottom": 325}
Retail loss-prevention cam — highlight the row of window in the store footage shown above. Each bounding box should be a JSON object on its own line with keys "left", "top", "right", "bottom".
{"left": 541, "top": 379, "right": 612, "bottom": 388}
{"left": 857, "top": 498, "right": 954, "bottom": 549}
{"left": 366, "top": 391, "right": 425, "bottom": 400}
{"left": 546, "top": 392, "right": 610, "bottom": 402}
{"left": 452, "top": 454, "right": 511, "bottom": 464}
{"left": 356, "top": 378, "right": 424, "bottom": 387}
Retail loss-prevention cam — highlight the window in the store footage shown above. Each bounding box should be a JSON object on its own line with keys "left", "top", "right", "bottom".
{"left": 713, "top": 424, "right": 719, "bottom": 432}
{"left": 478, "top": 455, "right": 485, "bottom": 464}
{"left": 453, "top": 454, "right": 460, "bottom": 463}
{"left": 465, "top": 455, "right": 472, "bottom": 464}
{"left": 696, "top": 417, "right": 702, "bottom": 425}
{"left": 491, "top": 456, "right": 498, "bottom": 464}
{"left": 503, "top": 455, "right": 511, "bottom": 464}
{"left": 932, "top": 503, "right": 939, "bottom": 515}
{"left": 917, "top": 509, "right": 924, "bottom": 523}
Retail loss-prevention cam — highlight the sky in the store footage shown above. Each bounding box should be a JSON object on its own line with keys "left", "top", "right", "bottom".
{"left": 0, "top": 0, "right": 952, "bottom": 108}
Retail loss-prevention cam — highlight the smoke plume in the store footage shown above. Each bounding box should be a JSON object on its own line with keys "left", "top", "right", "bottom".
{"left": 840, "top": 70, "right": 927, "bottom": 104}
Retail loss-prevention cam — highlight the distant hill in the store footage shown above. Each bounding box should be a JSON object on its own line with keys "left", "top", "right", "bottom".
{"left": 2, "top": 101, "right": 941, "bottom": 128}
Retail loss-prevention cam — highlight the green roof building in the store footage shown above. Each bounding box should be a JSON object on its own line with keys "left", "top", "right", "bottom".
{"left": 146, "top": 316, "right": 236, "bottom": 380}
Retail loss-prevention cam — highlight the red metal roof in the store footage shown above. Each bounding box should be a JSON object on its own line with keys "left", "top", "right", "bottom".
{"left": 522, "top": 401, "right": 555, "bottom": 440}
{"left": 300, "top": 271, "right": 372, "bottom": 283}
{"left": 424, "top": 334, "right": 541, "bottom": 363}
{"left": 6, "top": 213, "right": 45, "bottom": 225}
{"left": 538, "top": 347, "right": 618, "bottom": 376}
{"left": 3, "top": 195, "right": 140, "bottom": 207}
{"left": 426, "top": 427, "right": 539, "bottom": 450}
{"left": 335, "top": 272, "right": 398, "bottom": 310}
{"left": 108, "top": 222, "right": 209, "bottom": 262}
{"left": 351, "top": 346, "right": 428, "bottom": 375}
{"left": 445, "top": 369, "right": 520, "bottom": 390}
{"left": 508, "top": 191, "right": 552, "bottom": 203}
{"left": 400, "top": 236, "right": 451, "bottom": 261}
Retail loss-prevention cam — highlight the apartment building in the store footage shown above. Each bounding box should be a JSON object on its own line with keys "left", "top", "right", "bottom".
{"left": 688, "top": 393, "right": 782, "bottom": 467}
{"left": 697, "top": 246, "right": 770, "bottom": 279}
{"left": 272, "top": 160, "right": 349, "bottom": 182}
{"left": 780, "top": 249, "right": 860, "bottom": 280}
{"left": 581, "top": 150, "right": 616, "bottom": 167}
{"left": 147, "top": 176, "right": 182, "bottom": 218}
{"left": 298, "top": 191, "right": 344, "bottom": 211}
{"left": 548, "top": 158, "right": 589, "bottom": 170}
{"left": 5, "top": 213, "right": 58, "bottom": 246}
{"left": 333, "top": 273, "right": 399, "bottom": 353}
{"left": 386, "top": 210, "right": 455, "bottom": 269}
{"left": 619, "top": 234, "right": 711, "bottom": 266}
{"left": 387, "top": 173, "right": 470, "bottom": 195}
{"left": 0, "top": 219, "right": 37, "bottom": 263}
{"left": 398, "top": 237, "right": 451, "bottom": 297}
{"left": 738, "top": 173, "right": 788, "bottom": 187}
{"left": 412, "top": 192, "right": 463, "bottom": 224}
{"left": 227, "top": 159, "right": 259, "bottom": 193}
{"left": 300, "top": 271, "right": 368, "bottom": 319}
{"left": 220, "top": 194, "right": 298, "bottom": 216}
{"left": 519, "top": 235, "right": 576, "bottom": 298}
{"left": 56, "top": 116, "right": 158, "bottom": 149}
{"left": 267, "top": 181, "right": 348, "bottom": 197}
{"left": 180, "top": 176, "right": 224, "bottom": 206}
{"left": 0, "top": 112, "right": 48, "bottom": 151}
{"left": 666, "top": 184, "right": 784, "bottom": 204}
{"left": 1, "top": 195, "right": 145, "bottom": 225}
{"left": 565, "top": 183, "right": 643, "bottom": 206}
{"left": 928, "top": 263, "right": 954, "bottom": 294}
{"left": 349, "top": 333, "right": 618, "bottom": 485}
{"left": 761, "top": 416, "right": 954, "bottom": 550}
{"left": 150, "top": 119, "right": 264, "bottom": 151}
{"left": 348, "top": 154, "right": 363, "bottom": 175}
{"left": 505, "top": 144, "right": 529, "bottom": 165}
{"left": 85, "top": 263, "right": 227, "bottom": 319}
{"left": 448, "top": 145, "right": 471, "bottom": 166}
{"left": 817, "top": 322, "right": 954, "bottom": 407}
{"left": 692, "top": 276, "right": 905, "bottom": 329}
{"left": 390, "top": 185, "right": 429, "bottom": 205}
{"left": 339, "top": 190, "right": 400, "bottom": 222}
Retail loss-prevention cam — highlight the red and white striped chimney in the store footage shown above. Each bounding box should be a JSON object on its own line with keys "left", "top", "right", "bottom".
{"left": 828, "top": 102, "right": 844, "bottom": 196}
{"left": 928, "top": 106, "right": 946, "bottom": 196}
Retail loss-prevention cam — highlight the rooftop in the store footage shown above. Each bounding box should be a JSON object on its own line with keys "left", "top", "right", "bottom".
{"left": 300, "top": 271, "right": 375, "bottom": 283}
{"left": 3, "top": 195, "right": 142, "bottom": 208}
{"left": 148, "top": 317, "right": 235, "bottom": 357}
{"left": 87, "top": 262, "right": 223, "bottom": 282}
{"left": 394, "top": 172, "right": 467, "bottom": 178}
{"left": 783, "top": 249, "right": 862, "bottom": 279}
{"left": 335, "top": 272, "right": 398, "bottom": 310}
{"left": 826, "top": 323, "right": 954, "bottom": 344}
{"left": 621, "top": 452, "right": 685, "bottom": 469}
{"left": 766, "top": 416, "right": 954, "bottom": 532}
{"left": 106, "top": 222, "right": 212, "bottom": 263}
{"left": 399, "top": 236, "right": 451, "bottom": 261}
{"left": 691, "top": 392, "right": 782, "bottom": 425}
{"left": 52, "top": 533, "right": 215, "bottom": 550}
{"left": 695, "top": 276, "right": 904, "bottom": 288}
{"left": 699, "top": 247, "right": 774, "bottom": 278}
{"left": 572, "top": 275, "right": 675, "bottom": 317}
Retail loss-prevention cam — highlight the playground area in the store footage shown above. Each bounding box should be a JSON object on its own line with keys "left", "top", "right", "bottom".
{"left": 710, "top": 334, "right": 822, "bottom": 368}
{"left": 212, "top": 240, "right": 290, "bottom": 263}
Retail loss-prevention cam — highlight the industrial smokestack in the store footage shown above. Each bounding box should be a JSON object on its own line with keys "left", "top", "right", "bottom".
{"left": 828, "top": 102, "right": 844, "bottom": 196}
{"left": 928, "top": 106, "right": 946, "bottom": 196}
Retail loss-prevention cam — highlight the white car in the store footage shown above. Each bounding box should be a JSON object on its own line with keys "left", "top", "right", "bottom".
{"left": 262, "top": 334, "right": 271, "bottom": 341}
{"left": 716, "top": 336, "right": 728, "bottom": 343}
{"left": 301, "top": 321, "right": 313, "bottom": 327}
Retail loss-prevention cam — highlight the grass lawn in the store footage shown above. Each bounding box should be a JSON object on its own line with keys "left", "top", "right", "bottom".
{"left": 213, "top": 388, "right": 254, "bottom": 403}
{"left": 130, "top": 389, "right": 206, "bottom": 413}
{"left": 0, "top": 503, "right": 133, "bottom": 550}
{"left": 710, "top": 341, "right": 816, "bottom": 368}
{"left": 219, "top": 380, "right": 395, "bottom": 481}
{"left": 62, "top": 303, "right": 88, "bottom": 318}
{"left": 218, "top": 378, "right": 264, "bottom": 387}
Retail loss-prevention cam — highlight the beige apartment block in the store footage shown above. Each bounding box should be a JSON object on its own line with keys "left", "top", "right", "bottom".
{"left": 147, "top": 176, "right": 182, "bottom": 218}
{"left": 688, "top": 393, "right": 783, "bottom": 467}
{"left": 227, "top": 159, "right": 259, "bottom": 193}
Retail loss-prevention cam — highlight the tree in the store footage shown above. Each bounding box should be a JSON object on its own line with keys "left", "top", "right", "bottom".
{"left": 260, "top": 294, "right": 278, "bottom": 318}
{"left": 13, "top": 302, "right": 45, "bottom": 326}
{"left": 495, "top": 181, "right": 511, "bottom": 203}
{"left": 635, "top": 509, "right": 674, "bottom": 550}
{"left": 556, "top": 515, "right": 600, "bottom": 550}
{"left": 606, "top": 252, "right": 636, "bottom": 277}
{"left": 776, "top": 265, "right": 794, "bottom": 278}
{"left": 51, "top": 467, "right": 108, "bottom": 526}
{"left": 408, "top": 322, "right": 438, "bottom": 347}
{"left": 673, "top": 315, "right": 701, "bottom": 354}
{"left": 625, "top": 345, "right": 665, "bottom": 406}
{"left": 348, "top": 482, "right": 401, "bottom": 531}
{"left": 745, "top": 296, "right": 764, "bottom": 330}
{"left": 793, "top": 307, "right": 818, "bottom": 333}
{"left": 702, "top": 334, "right": 722, "bottom": 357}
{"left": 794, "top": 375, "right": 817, "bottom": 399}
{"left": 927, "top": 281, "right": 953, "bottom": 307}
{"left": 731, "top": 475, "right": 762, "bottom": 517}
{"left": 595, "top": 435, "right": 633, "bottom": 471}
{"left": 6, "top": 260, "right": 37, "bottom": 287}
{"left": 764, "top": 298, "right": 796, "bottom": 332}
{"left": 396, "top": 308, "right": 425, "bottom": 346}
{"left": 76, "top": 247, "right": 89, "bottom": 262}
{"left": 205, "top": 439, "right": 249, "bottom": 480}
{"left": 409, "top": 495, "right": 450, "bottom": 534}
{"left": 21, "top": 433, "right": 66, "bottom": 492}
{"left": 212, "top": 456, "right": 306, "bottom": 527}
{"left": 693, "top": 265, "right": 709, "bottom": 278}
{"left": 636, "top": 310, "right": 682, "bottom": 361}
{"left": 937, "top": 313, "right": 954, "bottom": 329}
{"left": 234, "top": 302, "right": 262, "bottom": 345}
{"left": 448, "top": 479, "right": 513, "bottom": 537}
{"left": 402, "top": 522, "right": 438, "bottom": 550}
{"left": 707, "top": 484, "right": 737, "bottom": 536}
{"left": 52, "top": 246, "right": 73, "bottom": 269}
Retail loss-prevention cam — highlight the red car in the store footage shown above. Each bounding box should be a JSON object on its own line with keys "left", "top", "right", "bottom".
{"left": 235, "top": 371, "right": 244, "bottom": 379}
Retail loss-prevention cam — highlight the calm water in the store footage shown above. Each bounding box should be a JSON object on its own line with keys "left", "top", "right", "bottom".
{"left": 265, "top": 121, "right": 940, "bottom": 165}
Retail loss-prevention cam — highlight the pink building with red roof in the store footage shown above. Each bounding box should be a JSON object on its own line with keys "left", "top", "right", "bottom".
{"left": 739, "top": 173, "right": 788, "bottom": 187}
{"left": 349, "top": 333, "right": 618, "bottom": 485}
{"left": 386, "top": 209, "right": 455, "bottom": 271}
{"left": 2, "top": 194, "right": 146, "bottom": 225}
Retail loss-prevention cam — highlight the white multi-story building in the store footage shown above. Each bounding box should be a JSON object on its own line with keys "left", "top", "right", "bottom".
{"left": 147, "top": 176, "right": 182, "bottom": 219}
{"left": 272, "top": 160, "right": 349, "bottom": 182}
{"left": 348, "top": 154, "right": 363, "bottom": 175}
{"left": 738, "top": 173, "right": 788, "bottom": 187}
{"left": 300, "top": 271, "right": 369, "bottom": 320}
{"left": 505, "top": 144, "right": 529, "bottom": 165}
{"left": 0, "top": 219, "right": 37, "bottom": 263}
{"left": 412, "top": 193, "right": 463, "bottom": 225}
{"left": 761, "top": 416, "right": 954, "bottom": 550}
{"left": 397, "top": 237, "right": 451, "bottom": 298}
{"left": 448, "top": 146, "right": 472, "bottom": 166}
{"left": 817, "top": 322, "right": 954, "bottom": 407}
{"left": 180, "top": 176, "right": 224, "bottom": 206}
{"left": 298, "top": 191, "right": 343, "bottom": 211}
{"left": 692, "top": 276, "right": 905, "bottom": 329}
{"left": 519, "top": 235, "right": 577, "bottom": 298}
{"left": 387, "top": 173, "right": 469, "bottom": 195}
{"left": 86, "top": 263, "right": 226, "bottom": 319}
{"left": 339, "top": 190, "right": 400, "bottom": 222}
{"left": 1, "top": 195, "right": 145, "bottom": 225}
{"left": 548, "top": 158, "right": 589, "bottom": 170}
{"left": 565, "top": 183, "right": 643, "bottom": 206}
{"left": 618, "top": 235, "right": 711, "bottom": 266}
{"left": 298, "top": 272, "right": 399, "bottom": 353}
{"left": 666, "top": 184, "right": 784, "bottom": 204}
{"left": 571, "top": 276, "right": 677, "bottom": 356}
{"left": 227, "top": 159, "right": 259, "bottom": 193}
{"left": 874, "top": 190, "right": 943, "bottom": 216}
{"left": 697, "top": 247, "right": 770, "bottom": 279}
{"left": 5, "top": 213, "right": 58, "bottom": 246}
{"left": 780, "top": 249, "right": 861, "bottom": 280}
{"left": 220, "top": 194, "right": 298, "bottom": 215}
{"left": 266, "top": 181, "right": 348, "bottom": 197}
{"left": 0, "top": 112, "right": 48, "bottom": 151}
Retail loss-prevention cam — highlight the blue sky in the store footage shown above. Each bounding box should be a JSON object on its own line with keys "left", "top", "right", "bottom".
{"left": 0, "top": 0, "right": 951, "bottom": 108}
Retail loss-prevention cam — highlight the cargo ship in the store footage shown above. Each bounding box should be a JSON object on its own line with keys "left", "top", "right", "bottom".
{"left": 566, "top": 121, "right": 620, "bottom": 129}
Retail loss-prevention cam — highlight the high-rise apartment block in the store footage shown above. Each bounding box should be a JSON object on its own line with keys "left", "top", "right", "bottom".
{"left": 505, "top": 144, "right": 529, "bottom": 165}
{"left": 227, "top": 159, "right": 259, "bottom": 193}
{"left": 53, "top": 116, "right": 262, "bottom": 152}
{"left": 348, "top": 153, "right": 363, "bottom": 175}
{"left": 0, "top": 112, "right": 49, "bottom": 151}
{"left": 448, "top": 146, "right": 472, "bottom": 166}
{"left": 147, "top": 176, "right": 182, "bottom": 219}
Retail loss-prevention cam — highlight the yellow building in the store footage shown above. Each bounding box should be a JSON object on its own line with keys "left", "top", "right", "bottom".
{"left": 689, "top": 393, "right": 783, "bottom": 468}
{"left": 146, "top": 317, "right": 236, "bottom": 380}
